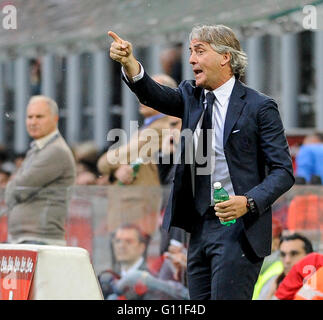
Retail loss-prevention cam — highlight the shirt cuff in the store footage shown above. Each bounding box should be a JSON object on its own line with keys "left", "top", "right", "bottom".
{"left": 121, "top": 62, "right": 144, "bottom": 83}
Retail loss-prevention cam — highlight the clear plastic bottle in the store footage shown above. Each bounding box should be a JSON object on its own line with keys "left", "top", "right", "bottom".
{"left": 213, "top": 182, "right": 236, "bottom": 226}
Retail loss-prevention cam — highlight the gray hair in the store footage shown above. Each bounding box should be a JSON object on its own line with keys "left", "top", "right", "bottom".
{"left": 27, "top": 95, "right": 59, "bottom": 115}
{"left": 189, "top": 25, "right": 248, "bottom": 79}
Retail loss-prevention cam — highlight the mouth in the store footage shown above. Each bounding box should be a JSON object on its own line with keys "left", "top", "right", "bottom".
{"left": 193, "top": 69, "right": 203, "bottom": 78}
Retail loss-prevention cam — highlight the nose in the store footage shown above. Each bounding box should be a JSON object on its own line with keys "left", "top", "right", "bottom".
{"left": 189, "top": 51, "right": 196, "bottom": 65}
{"left": 29, "top": 117, "right": 37, "bottom": 125}
{"left": 283, "top": 255, "right": 292, "bottom": 266}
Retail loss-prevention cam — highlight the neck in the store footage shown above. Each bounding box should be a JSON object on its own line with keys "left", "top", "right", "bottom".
{"left": 120, "top": 260, "right": 137, "bottom": 271}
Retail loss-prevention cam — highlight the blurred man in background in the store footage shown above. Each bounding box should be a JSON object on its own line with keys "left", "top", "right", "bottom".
{"left": 97, "top": 74, "right": 177, "bottom": 186}
{"left": 265, "top": 233, "right": 313, "bottom": 299}
{"left": 98, "top": 223, "right": 150, "bottom": 299}
{"left": 112, "top": 223, "right": 150, "bottom": 276}
{"left": 5, "top": 95, "right": 76, "bottom": 245}
{"left": 275, "top": 252, "right": 323, "bottom": 300}
{"left": 295, "top": 132, "right": 323, "bottom": 184}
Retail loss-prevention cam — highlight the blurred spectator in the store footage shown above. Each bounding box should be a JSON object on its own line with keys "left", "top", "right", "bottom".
{"left": 159, "top": 239, "right": 187, "bottom": 284}
{"left": 30, "top": 58, "right": 41, "bottom": 95}
{"left": 295, "top": 132, "right": 323, "bottom": 184}
{"left": 98, "top": 223, "right": 189, "bottom": 300}
{"left": 13, "top": 152, "right": 26, "bottom": 170}
{"left": 265, "top": 233, "right": 313, "bottom": 299}
{"left": 4, "top": 95, "right": 76, "bottom": 245}
{"left": 253, "top": 217, "right": 283, "bottom": 299}
{"left": 112, "top": 223, "right": 150, "bottom": 276}
{"left": 274, "top": 252, "right": 323, "bottom": 300}
{"left": 76, "top": 170, "right": 97, "bottom": 185}
{"left": 0, "top": 169, "right": 10, "bottom": 188}
{"left": 160, "top": 44, "right": 182, "bottom": 84}
{"left": 95, "top": 174, "right": 110, "bottom": 186}
{"left": 157, "top": 115, "right": 182, "bottom": 185}
{"left": 97, "top": 74, "right": 177, "bottom": 186}
{"left": 73, "top": 141, "right": 98, "bottom": 170}
{"left": 98, "top": 223, "right": 150, "bottom": 299}
{"left": 295, "top": 266, "right": 323, "bottom": 300}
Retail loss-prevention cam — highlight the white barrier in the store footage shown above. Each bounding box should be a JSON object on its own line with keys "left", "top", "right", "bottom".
{"left": 0, "top": 244, "right": 103, "bottom": 300}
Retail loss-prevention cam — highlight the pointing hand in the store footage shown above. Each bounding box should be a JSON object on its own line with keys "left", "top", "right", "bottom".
{"left": 107, "top": 31, "right": 140, "bottom": 77}
{"left": 108, "top": 31, "right": 133, "bottom": 63}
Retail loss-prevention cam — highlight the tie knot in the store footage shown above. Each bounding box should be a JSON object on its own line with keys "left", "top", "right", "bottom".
{"left": 206, "top": 92, "right": 215, "bottom": 107}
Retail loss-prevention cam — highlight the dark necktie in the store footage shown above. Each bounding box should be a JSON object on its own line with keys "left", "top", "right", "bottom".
{"left": 194, "top": 92, "right": 216, "bottom": 216}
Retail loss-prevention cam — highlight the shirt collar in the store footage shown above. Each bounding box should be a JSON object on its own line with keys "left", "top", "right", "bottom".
{"left": 120, "top": 256, "right": 144, "bottom": 277}
{"left": 204, "top": 76, "right": 235, "bottom": 107}
{"left": 34, "top": 129, "right": 59, "bottom": 150}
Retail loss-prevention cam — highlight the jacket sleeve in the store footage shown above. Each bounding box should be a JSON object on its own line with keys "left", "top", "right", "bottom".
{"left": 5, "top": 146, "right": 70, "bottom": 206}
{"left": 123, "top": 71, "right": 184, "bottom": 118}
{"left": 245, "top": 100, "right": 295, "bottom": 215}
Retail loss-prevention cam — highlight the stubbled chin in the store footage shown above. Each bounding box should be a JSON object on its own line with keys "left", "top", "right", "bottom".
{"left": 195, "top": 78, "right": 206, "bottom": 88}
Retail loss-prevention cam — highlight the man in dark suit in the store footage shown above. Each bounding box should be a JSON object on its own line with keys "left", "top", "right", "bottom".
{"left": 107, "top": 24, "right": 295, "bottom": 300}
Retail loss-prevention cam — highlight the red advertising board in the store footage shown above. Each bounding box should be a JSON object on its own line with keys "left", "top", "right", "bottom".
{"left": 0, "top": 250, "right": 37, "bottom": 300}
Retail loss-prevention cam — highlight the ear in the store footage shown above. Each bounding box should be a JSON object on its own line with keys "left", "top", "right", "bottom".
{"left": 221, "top": 52, "right": 231, "bottom": 66}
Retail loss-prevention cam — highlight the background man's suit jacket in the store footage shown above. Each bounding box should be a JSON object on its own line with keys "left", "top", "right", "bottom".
{"left": 5, "top": 133, "right": 76, "bottom": 241}
{"left": 124, "top": 72, "right": 295, "bottom": 258}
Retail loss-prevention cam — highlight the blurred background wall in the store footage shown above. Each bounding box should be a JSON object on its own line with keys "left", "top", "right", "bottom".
{"left": 0, "top": 0, "right": 323, "bottom": 156}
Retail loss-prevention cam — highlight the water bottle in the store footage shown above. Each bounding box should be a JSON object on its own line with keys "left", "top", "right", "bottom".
{"left": 213, "top": 182, "right": 236, "bottom": 226}
{"left": 118, "top": 158, "right": 143, "bottom": 185}
{"left": 131, "top": 157, "right": 143, "bottom": 178}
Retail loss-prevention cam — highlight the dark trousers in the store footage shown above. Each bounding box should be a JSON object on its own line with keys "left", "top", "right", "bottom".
{"left": 187, "top": 207, "right": 264, "bottom": 300}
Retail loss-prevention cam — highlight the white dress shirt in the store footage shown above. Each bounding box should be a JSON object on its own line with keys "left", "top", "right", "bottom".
{"left": 194, "top": 76, "right": 236, "bottom": 201}
{"left": 120, "top": 256, "right": 144, "bottom": 277}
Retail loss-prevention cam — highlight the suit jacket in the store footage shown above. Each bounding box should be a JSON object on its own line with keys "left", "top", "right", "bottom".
{"left": 5, "top": 132, "right": 76, "bottom": 241}
{"left": 97, "top": 115, "right": 171, "bottom": 186}
{"left": 124, "top": 72, "right": 295, "bottom": 258}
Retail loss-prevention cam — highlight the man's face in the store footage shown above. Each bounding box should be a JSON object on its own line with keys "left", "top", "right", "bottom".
{"left": 189, "top": 39, "right": 230, "bottom": 90}
{"left": 280, "top": 239, "right": 307, "bottom": 274}
{"left": 26, "top": 100, "right": 58, "bottom": 139}
{"left": 113, "top": 228, "right": 145, "bottom": 265}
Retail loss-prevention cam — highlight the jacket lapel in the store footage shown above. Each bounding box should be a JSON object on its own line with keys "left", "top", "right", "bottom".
{"left": 188, "top": 87, "right": 204, "bottom": 131}
{"left": 223, "top": 80, "right": 246, "bottom": 146}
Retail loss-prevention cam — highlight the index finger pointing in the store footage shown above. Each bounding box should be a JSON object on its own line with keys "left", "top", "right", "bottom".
{"left": 108, "top": 31, "right": 123, "bottom": 43}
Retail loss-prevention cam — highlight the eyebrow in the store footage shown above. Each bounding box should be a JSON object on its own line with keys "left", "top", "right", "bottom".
{"left": 189, "top": 43, "right": 207, "bottom": 51}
